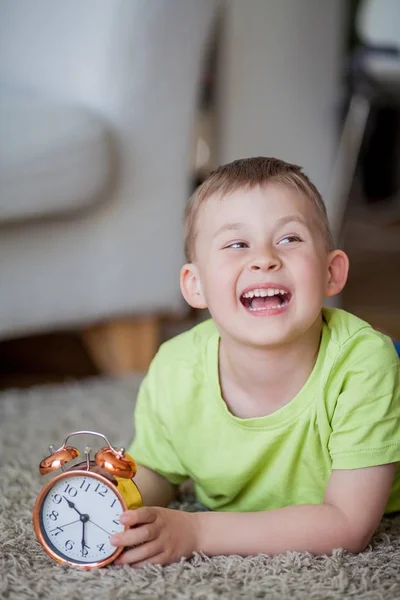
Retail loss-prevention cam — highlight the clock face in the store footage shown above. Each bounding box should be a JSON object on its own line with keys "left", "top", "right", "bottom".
{"left": 38, "top": 473, "right": 125, "bottom": 565}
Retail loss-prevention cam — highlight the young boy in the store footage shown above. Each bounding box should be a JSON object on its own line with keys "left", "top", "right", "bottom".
{"left": 110, "top": 157, "right": 400, "bottom": 567}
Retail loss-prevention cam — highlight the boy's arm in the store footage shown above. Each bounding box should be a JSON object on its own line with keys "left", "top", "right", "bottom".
{"left": 134, "top": 464, "right": 178, "bottom": 507}
{"left": 112, "top": 462, "right": 396, "bottom": 566}
{"left": 195, "top": 463, "right": 397, "bottom": 556}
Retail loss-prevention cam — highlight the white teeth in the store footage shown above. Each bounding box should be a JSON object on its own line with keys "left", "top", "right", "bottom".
{"left": 248, "top": 300, "right": 289, "bottom": 311}
{"left": 242, "top": 287, "right": 288, "bottom": 299}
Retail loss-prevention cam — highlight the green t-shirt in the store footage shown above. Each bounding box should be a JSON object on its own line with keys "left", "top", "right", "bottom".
{"left": 129, "top": 308, "right": 400, "bottom": 513}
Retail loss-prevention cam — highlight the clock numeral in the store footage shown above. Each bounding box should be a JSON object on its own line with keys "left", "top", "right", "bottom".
{"left": 94, "top": 483, "right": 108, "bottom": 497}
{"left": 110, "top": 499, "right": 117, "bottom": 508}
{"left": 50, "top": 526, "right": 64, "bottom": 536}
{"left": 82, "top": 544, "right": 90, "bottom": 557}
{"left": 48, "top": 510, "right": 59, "bottom": 521}
{"left": 97, "top": 543, "right": 105, "bottom": 553}
{"left": 52, "top": 494, "right": 62, "bottom": 504}
{"left": 65, "top": 540, "right": 74, "bottom": 551}
{"left": 79, "top": 480, "right": 91, "bottom": 492}
{"left": 112, "top": 515, "right": 120, "bottom": 525}
{"left": 63, "top": 483, "right": 78, "bottom": 497}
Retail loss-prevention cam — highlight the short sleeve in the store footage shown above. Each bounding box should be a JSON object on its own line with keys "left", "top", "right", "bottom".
{"left": 127, "top": 354, "right": 188, "bottom": 485}
{"left": 329, "top": 333, "right": 400, "bottom": 470}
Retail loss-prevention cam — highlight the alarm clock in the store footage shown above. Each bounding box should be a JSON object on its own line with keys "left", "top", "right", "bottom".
{"left": 33, "top": 430, "right": 142, "bottom": 569}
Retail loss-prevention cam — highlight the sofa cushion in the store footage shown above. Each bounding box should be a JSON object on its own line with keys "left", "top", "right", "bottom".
{"left": 0, "top": 96, "right": 113, "bottom": 223}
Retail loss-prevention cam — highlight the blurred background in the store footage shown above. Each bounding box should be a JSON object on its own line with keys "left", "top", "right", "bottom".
{"left": 0, "top": 0, "right": 399, "bottom": 388}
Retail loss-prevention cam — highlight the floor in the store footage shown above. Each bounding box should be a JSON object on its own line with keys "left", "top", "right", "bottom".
{"left": 342, "top": 200, "right": 400, "bottom": 339}
{"left": 0, "top": 315, "right": 199, "bottom": 390}
{"left": 0, "top": 195, "right": 398, "bottom": 390}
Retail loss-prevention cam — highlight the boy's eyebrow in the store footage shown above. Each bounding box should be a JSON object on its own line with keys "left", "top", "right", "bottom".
{"left": 213, "top": 215, "right": 309, "bottom": 238}
{"left": 274, "top": 214, "right": 309, "bottom": 228}
{"left": 213, "top": 222, "right": 245, "bottom": 238}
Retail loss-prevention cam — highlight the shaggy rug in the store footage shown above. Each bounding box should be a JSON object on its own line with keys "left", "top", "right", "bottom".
{"left": 1, "top": 376, "right": 400, "bottom": 600}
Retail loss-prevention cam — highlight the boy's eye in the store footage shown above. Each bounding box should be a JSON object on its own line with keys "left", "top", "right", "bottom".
{"left": 224, "top": 241, "right": 249, "bottom": 249}
{"left": 278, "top": 235, "right": 301, "bottom": 245}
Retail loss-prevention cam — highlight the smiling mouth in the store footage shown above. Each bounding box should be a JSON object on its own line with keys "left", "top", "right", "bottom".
{"left": 240, "top": 288, "right": 291, "bottom": 312}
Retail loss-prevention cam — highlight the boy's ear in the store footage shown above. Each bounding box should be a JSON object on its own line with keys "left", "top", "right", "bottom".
{"left": 180, "top": 263, "right": 207, "bottom": 309}
{"left": 325, "top": 250, "right": 349, "bottom": 297}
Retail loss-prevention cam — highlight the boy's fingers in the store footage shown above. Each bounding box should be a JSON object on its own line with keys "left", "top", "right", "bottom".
{"left": 114, "top": 540, "right": 162, "bottom": 566}
{"left": 129, "top": 554, "right": 166, "bottom": 568}
{"left": 110, "top": 523, "right": 157, "bottom": 548}
{"left": 120, "top": 507, "right": 157, "bottom": 526}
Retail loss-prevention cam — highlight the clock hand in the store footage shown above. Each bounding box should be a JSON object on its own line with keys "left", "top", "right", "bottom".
{"left": 49, "top": 518, "right": 80, "bottom": 532}
{"left": 81, "top": 521, "right": 87, "bottom": 557}
{"left": 63, "top": 496, "right": 83, "bottom": 516}
{"left": 62, "top": 496, "right": 90, "bottom": 525}
{"left": 88, "top": 519, "right": 112, "bottom": 537}
{"left": 62, "top": 497, "right": 109, "bottom": 541}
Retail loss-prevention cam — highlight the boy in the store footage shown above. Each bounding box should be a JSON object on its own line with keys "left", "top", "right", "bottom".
{"left": 110, "top": 157, "right": 400, "bottom": 567}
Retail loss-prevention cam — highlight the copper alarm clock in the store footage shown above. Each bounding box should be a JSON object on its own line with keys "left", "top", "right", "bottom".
{"left": 33, "top": 430, "right": 142, "bottom": 569}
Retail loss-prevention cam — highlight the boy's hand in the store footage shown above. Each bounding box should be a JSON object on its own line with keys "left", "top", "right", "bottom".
{"left": 110, "top": 507, "right": 199, "bottom": 567}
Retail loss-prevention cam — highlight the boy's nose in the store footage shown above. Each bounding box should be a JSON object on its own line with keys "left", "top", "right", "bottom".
{"left": 248, "top": 253, "right": 281, "bottom": 272}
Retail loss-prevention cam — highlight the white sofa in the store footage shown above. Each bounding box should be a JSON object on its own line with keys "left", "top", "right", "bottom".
{"left": 0, "top": 0, "right": 218, "bottom": 369}
{"left": 0, "top": 0, "right": 352, "bottom": 372}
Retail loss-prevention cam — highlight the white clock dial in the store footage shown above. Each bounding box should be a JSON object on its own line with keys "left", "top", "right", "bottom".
{"left": 40, "top": 474, "right": 125, "bottom": 564}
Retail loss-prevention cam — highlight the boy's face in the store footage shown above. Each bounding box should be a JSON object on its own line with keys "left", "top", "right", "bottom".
{"left": 181, "top": 184, "right": 348, "bottom": 348}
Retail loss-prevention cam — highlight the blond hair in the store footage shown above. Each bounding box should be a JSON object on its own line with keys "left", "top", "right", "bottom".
{"left": 184, "top": 156, "right": 334, "bottom": 262}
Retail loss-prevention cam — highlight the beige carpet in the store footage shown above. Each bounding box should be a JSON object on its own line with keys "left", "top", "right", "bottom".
{"left": 1, "top": 377, "right": 400, "bottom": 600}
